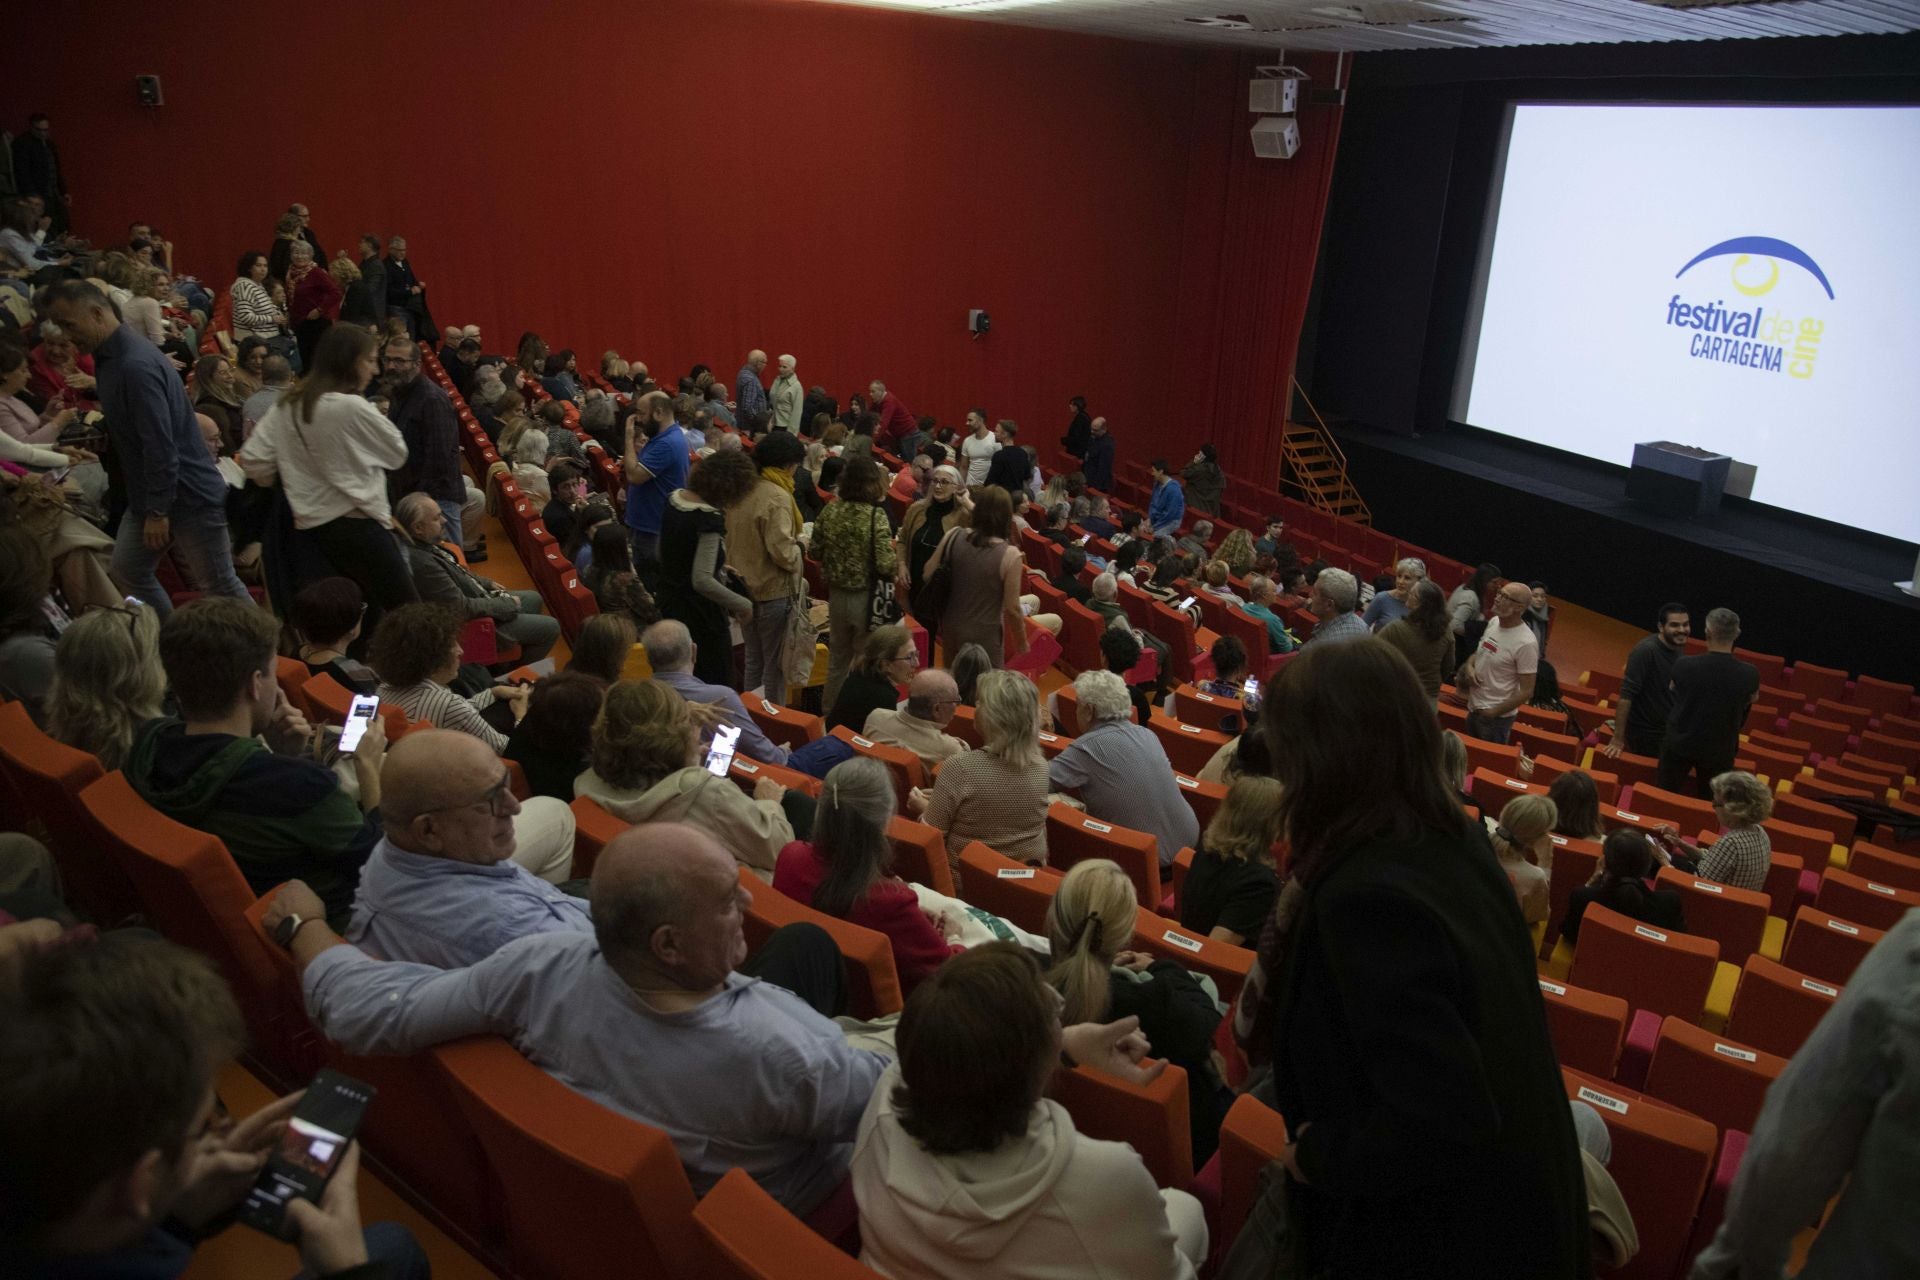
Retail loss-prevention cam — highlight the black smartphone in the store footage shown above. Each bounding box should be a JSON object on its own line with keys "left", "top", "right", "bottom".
{"left": 238, "top": 1069, "right": 375, "bottom": 1238}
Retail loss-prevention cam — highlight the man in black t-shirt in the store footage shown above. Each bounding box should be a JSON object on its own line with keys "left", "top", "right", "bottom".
{"left": 1603, "top": 602, "right": 1690, "bottom": 760}
{"left": 1659, "top": 607, "right": 1760, "bottom": 798}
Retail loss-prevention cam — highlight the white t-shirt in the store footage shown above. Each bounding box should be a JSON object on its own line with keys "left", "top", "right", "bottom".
{"left": 1467, "top": 619, "right": 1539, "bottom": 715}
{"left": 960, "top": 431, "right": 997, "bottom": 486}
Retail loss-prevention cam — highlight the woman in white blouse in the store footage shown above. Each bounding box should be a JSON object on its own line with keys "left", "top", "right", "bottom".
{"left": 239, "top": 325, "right": 416, "bottom": 635}
{"left": 229, "top": 250, "right": 284, "bottom": 344}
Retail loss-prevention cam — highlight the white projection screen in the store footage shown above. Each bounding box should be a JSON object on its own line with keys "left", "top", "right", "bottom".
{"left": 1454, "top": 102, "right": 1920, "bottom": 545}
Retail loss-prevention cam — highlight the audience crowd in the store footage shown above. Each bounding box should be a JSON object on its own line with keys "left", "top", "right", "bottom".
{"left": 2, "top": 176, "right": 1907, "bottom": 1280}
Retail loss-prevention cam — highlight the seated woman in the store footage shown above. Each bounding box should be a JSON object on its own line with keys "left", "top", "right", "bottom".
{"left": 566, "top": 613, "right": 638, "bottom": 685}
{"left": 367, "top": 603, "right": 529, "bottom": 754}
{"left": 563, "top": 499, "right": 616, "bottom": 575}
{"left": 504, "top": 671, "right": 607, "bottom": 802}
{"left": 573, "top": 679, "right": 796, "bottom": 880}
{"left": 1047, "top": 859, "right": 1230, "bottom": 1168}
{"left": 1441, "top": 728, "right": 1476, "bottom": 818}
{"left": 827, "top": 624, "right": 914, "bottom": 733}
{"left": 775, "top": 757, "right": 962, "bottom": 994}
{"left": 1684, "top": 770, "right": 1774, "bottom": 893}
{"left": 1545, "top": 769, "right": 1607, "bottom": 842}
{"left": 1194, "top": 634, "right": 1257, "bottom": 726}
{"left": 46, "top": 601, "right": 166, "bottom": 772}
{"left": 946, "top": 642, "right": 993, "bottom": 708}
{"left": 287, "top": 577, "right": 378, "bottom": 693}
{"left": 1178, "top": 775, "right": 1285, "bottom": 946}
{"left": 394, "top": 493, "right": 559, "bottom": 665}
{"left": 1214, "top": 527, "right": 1255, "bottom": 577}
{"left": 0, "top": 526, "right": 59, "bottom": 723}
{"left": 1563, "top": 829, "right": 1686, "bottom": 945}
{"left": 508, "top": 429, "right": 551, "bottom": 504}
{"left": 1196, "top": 559, "right": 1242, "bottom": 607}
{"left": 1490, "top": 793, "right": 1556, "bottom": 928}
{"left": 914, "top": 669, "right": 1051, "bottom": 869}
{"left": 540, "top": 459, "right": 591, "bottom": 546}
{"left": 853, "top": 942, "right": 1209, "bottom": 1280}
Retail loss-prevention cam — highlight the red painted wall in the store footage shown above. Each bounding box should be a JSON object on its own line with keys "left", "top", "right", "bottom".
{"left": 7, "top": 0, "right": 1339, "bottom": 483}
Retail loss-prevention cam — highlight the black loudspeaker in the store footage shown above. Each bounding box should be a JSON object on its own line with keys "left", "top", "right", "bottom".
{"left": 135, "top": 75, "right": 164, "bottom": 107}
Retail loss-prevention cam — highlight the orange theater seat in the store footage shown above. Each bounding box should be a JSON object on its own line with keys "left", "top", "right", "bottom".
{"left": 1050, "top": 1060, "right": 1192, "bottom": 1189}
{"left": 1529, "top": 754, "right": 1622, "bottom": 805}
{"left": 302, "top": 671, "right": 411, "bottom": 739}
{"left": 886, "top": 815, "right": 956, "bottom": 898}
{"left": 1172, "top": 772, "right": 1228, "bottom": 833}
{"left": 1146, "top": 711, "right": 1233, "bottom": 778}
{"left": 1130, "top": 906, "right": 1253, "bottom": 1005}
{"left": 0, "top": 700, "right": 131, "bottom": 923}
{"left": 728, "top": 753, "right": 823, "bottom": 799}
{"left": 1653, "top": 868, "right": 1771, "bottom": 967}
{"left": 1768, "top": 790, "right": 1857, "bottom": 851}
{"left": 693, "top": 1168, "right": 881, "bottom": 1279}
{"left": 1218, "top": 1094, "right": 1290, "bottom": 1249}
{"left": 1642, "top": 1017, "right": 1787, "bottom": 1137}
{"left": 1561, "top": 1070, "right": 1717, "bottom": 1280}
{"left": 1541, "top": 834, "right": 1602, "bottom": 953}
{"left": 434, "top": 1036, "right": 708, "bottom": 1280}
{"left": 829, "top": 725, "right": 925, "bottom": 809}
{"left": 955, "top": 841, "right": 1062, "bottom": 936}
{"left": 1723, "top": 954, "right": 1840, "bottom": 1058}
{"left": 1536, "top": 975, "right": 1630, "bottom": 1079}
{"left": 1045, "top": 802, "right": 1162, "bottom": 909}
{"left": 1848, "top": 839, "right": 1920, "bottom": 892}
{"left": 1566, "top": 903, "right": 1722, "bottom": 1023}
{"left": 1627, "top": 784, "right": 1719, "bottom": 835}
{"left": 1469, "top": 767, "right": 1543, "bottom": 818}
{"left": 1848, "top": 673, "right": 1916, "bottom": 720}
{"left": 1785, "top": 661, "right": 1848, "bottom": 706}
{"left": 1814, "top": 865, "right": 1920, "bottom": 931}
{"left": 740, "top": 868, "right": 903, "bottom": 1018}
{"left": 568, "top": 795, "right": 626, "bottom": 879}
{"left": 1780, "top": 905, "right": 1883, "bottom": 986}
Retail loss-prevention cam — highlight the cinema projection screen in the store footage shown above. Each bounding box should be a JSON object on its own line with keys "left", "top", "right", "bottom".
{"left": 1453, "top": 102, "right": 1920, "bottom": 545}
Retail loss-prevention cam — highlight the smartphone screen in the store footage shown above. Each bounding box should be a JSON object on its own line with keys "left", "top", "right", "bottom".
{"left": 239, "top": 1069, "right": 374, "bottom": 1237}
{"left": 1242, "top": 677, "right": 1260, "bottom": 700}
{"left": 338, "top": 695, "right": 380, "bottom": 755}
{"left": 1076, "top": 534, "right": 1091, "bottom": 545}
{"left": 1178, "top": 595, "right": 1196, "bottom": 612}
{"left": 704, "top": 723, "right": 742, "bottom": 777}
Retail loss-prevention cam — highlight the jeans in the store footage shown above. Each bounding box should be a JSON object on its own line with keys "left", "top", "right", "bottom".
{"left": 495, "top": 589, "right": 561, "bottom": 664}
{"left": 112, "top": 500, "right": 249, "bottom": 615}
{"left": 824, "top": 586, "right": 871, "bottom": 713}
{"left": 1465, "top": 709, "right": 1515, "bottom": 745}
{"left": 629, "top": 529, "right": 662, "bottom": 592}
{"left": 744, "top": 596, "right": 792, "bottom": 703}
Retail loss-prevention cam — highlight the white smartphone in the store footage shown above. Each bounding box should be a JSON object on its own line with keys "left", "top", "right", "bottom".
{"left": 1242, "top": 676, "right": 1260, "bottom": 700}
{"left": 704, "top": 723, "right": 743, "bottom": 777}
{"left": 1076, "top": 534, "right": 1091, "bottom": 546}
{"left": 339, "top": 695, "right": 380, "bottom": 755}
{"left": 1177, "top": 595, "right": 1196, "bottom": 612}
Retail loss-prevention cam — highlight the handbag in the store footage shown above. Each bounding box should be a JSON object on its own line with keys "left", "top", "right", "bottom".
{"left": 911, "top": 524, "right": 962, "bottom": 636}
{"left": 865, "top": 506, "right": 901, "bottom": 631}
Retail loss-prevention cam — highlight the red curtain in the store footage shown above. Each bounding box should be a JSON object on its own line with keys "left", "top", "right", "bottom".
{"left": 6, "top": 3, "right": 1338, "bottom": 490}
{"left": 1168, "top": 52, "right": 1346, "bottom": 487}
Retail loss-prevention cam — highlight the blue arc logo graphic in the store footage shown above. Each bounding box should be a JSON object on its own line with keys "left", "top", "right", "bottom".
{"left": 1675, "top": 237, "right": 1835, "bottom": 299}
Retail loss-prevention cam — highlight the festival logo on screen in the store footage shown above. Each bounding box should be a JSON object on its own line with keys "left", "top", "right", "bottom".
{"left": 1663, "top": 236, "right": 1833, "bottom": 380}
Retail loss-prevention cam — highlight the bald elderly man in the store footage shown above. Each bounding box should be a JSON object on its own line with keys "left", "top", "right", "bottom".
{"left": 341, "top": 730, "right": 591, "bottom": 968}
{"left": 267, "top": 821, "right": 1171, "bottom": 1213}
{"left": 735, "top": 348, "right": 770, "bottom": 432}
{"left": 863, "top": 669, "right": 968, "bottom": 769}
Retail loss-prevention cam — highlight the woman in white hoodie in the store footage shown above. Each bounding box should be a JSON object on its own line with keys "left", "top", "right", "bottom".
{"left": 853, "top": 943, "right": 1207, "bottom": 1280}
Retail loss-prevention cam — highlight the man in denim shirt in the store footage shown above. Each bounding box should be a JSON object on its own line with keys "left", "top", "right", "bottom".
{"left": 44, "top": 280, "right": 249, "bottom": 614}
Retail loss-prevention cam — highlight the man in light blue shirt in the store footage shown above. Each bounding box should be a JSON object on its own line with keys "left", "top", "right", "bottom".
{"left": 1048, "top": 670, "right": 1199, "bottom": 869}
{"left": 1147, "top": 458, "right": 1185, "bottom": 538}
{"left": 347, "top": 731, "right": 592, "bottom": 969}
{"left": 266, "top": 822, "right": 888, "bottom": 1215}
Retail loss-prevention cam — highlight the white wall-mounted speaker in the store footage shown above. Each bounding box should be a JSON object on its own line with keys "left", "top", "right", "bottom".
{"left": 1248, "top": 78, "right": 1297, "bottom": 115}
{"left": 1250, "top": 116, "right": 1301, "bottom": 160}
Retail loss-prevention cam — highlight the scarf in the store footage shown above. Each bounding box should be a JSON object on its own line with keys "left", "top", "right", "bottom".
{"left": 762, "top": 466, "right": 801, "bottom": 531}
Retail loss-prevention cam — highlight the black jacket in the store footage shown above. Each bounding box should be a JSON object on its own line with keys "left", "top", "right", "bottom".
{"left": 1061, "top": 410, "right": 1091, "bottom": 459}
{"left": 1081, "top": 433, "right": 1115, "bottom": 493}
{"left": 10, "top": 134, "right": 63, "bottom": 199}
{"left": 1563, "top": 877, "right": 1686, "bottom": 944}
{"left": 1273, "top": 826, "right": 1590, "bottom": 1278}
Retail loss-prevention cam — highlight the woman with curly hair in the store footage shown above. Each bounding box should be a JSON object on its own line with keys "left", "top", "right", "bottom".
{"left": 658, "top": 449, "right": 761, "bottom": 687}
{"left": 1214, "top": 526, "right": 1256, "bottom": 578}
{"left": 367, "top": 602, "right": 529, "bottom": 754}
{"left": 573, "top": 679, "right": 796, "bottom": 878}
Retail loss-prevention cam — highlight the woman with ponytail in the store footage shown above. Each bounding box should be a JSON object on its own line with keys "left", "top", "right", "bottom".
{"left": 1043, "top": 859, "right": 1228, "bottom": 1166}
{"left": 774, "top": 757, "right": 963, "bottom": 994}
{"left": 1489, "top": 792, "right": 1557, "bottom": 928}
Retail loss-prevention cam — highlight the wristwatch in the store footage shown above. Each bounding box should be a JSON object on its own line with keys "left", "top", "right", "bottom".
{"left": 272, "top": 912, "right": 317, "bottom": 950}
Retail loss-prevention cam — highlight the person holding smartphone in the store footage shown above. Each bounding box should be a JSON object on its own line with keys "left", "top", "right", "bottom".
{"left": 0, "top": 928, "right": 427, "bottom": 1278}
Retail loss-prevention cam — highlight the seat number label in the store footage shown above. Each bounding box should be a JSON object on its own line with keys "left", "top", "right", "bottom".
{"left": 997, "top": 868, "right": 1036, "bottom": 880}
{"left": 1161, "top": 930, "right": 1203, "bottom": 953}
{"left": 1633, "top": 925, "right": 1670, "bottom": 942}
{"left": 1713, "top": 1043, "right": 1758, "bottom": 1063}
{"left": 1576, "top": 1086, "right": 1628, "bottom": 1115}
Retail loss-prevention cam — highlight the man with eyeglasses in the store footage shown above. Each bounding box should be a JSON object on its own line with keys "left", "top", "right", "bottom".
{"left": 862, "top": 669, "right": 968, "bottom": 770}
{"left": 1456, "top": 581, "right": 1540, "bottom": 746}
{"left": 380, "top": 335, "right": 479, "bottom": 554}
{"left": 125, "top": 598, "right": 384, "bottom": 930}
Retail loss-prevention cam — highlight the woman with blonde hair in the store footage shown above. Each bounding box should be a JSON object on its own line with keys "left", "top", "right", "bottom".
{"left": 914, "top": 669, "right": 1051, "bottom": 867}
{"left": 573, "top": 679, "right": 796, "bottom": 879}
{"left": 1653, "top": 770, "right": 1774, "bottom": 892}
{"left": 1215, "top": 527, "right": 1256, "bottom": 578}
{"left": 1178, "top": 775, "right": 1285, "bottom": 946}
{"left": 46, "top": 603, "right": 166, "bottom": 771}
{"left": 1045, "top": 858, "right": 1228, "bottom": 1165}
{"left": 1489, "top": 792, "right": 1557, "bottom": 926}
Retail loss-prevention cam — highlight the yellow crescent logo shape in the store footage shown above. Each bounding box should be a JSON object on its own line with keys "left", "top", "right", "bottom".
{"left": 1731, "top": 253, "right": 1779, "bottom": 297}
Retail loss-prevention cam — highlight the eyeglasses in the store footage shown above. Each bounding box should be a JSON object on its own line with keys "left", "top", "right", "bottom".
{"left": 93, "top": 601, "right": 144, "bottom": 643}
{"left": 890, "top": 651, "right": 918, "bottom": 666}
{"left": 421, "top": 772, "right": 515, "bottom": 820}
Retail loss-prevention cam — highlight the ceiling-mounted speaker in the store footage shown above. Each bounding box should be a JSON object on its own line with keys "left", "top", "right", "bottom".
{"left": 1250, "top": 116, "right": 1301, "bottom": 159}
{"left": 1249, "top": 78, "right": 1298, "bottom": 115}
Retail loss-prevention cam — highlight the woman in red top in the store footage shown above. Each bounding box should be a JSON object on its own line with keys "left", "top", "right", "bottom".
{"left": 774, "top": 756, "right": 962, "bottom": 993}
{"left": 288, "top": 238, "right": 343, "bottom": 373}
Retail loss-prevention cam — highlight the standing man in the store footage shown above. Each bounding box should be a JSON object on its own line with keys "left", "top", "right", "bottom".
{"left": 1147, "top": 458, "right": 1184, "bottom": 537}
{"left": 983, "top": 419, "right": 1033, "bottom": 501}
{"left": 1658, "top": 608, "right": 1758, "bottom": 798}
{"left": 1302, "top": 568, "right": 1367, "bottom": 648}
{"left": 11, "top": 114, "right": 68, "bottom": 237}
{"left": 288, "top": 201, "right": 326, "bottom": 262}
{"left": 621, "top": 390, "right": 689, "bottom": 590}
{"left": 768, "top": 353, "right": 803, "bottom": 433}
{"left": 356, "top": 234, "right": 387, "bottom": 323}
{"left": 1602, "top": 603, "right": 1690, "bottom": 762}
{"left": 870, "top": 380, "right": 919, "bottom": 456}
{"left": 734, "top": 349, "right": 769, "bottom": 434}
{"left": 958, "top": 409, "right": 997, "bottom": 487}
{"left": 1081, "top": 416, "right": 1115, "bottom": 493}
{"left": 384, "top": 236, "right": 432, "bottom": 338}
{"left": 43, "top": 281, "right": 249, "bottom": 613}
{"left": 381, "top": 337, "right": 471, "bottom": 551}
{"left": 1061, "top": 395, "right": 1092, "bottom": 463}
{"left": 1456, "top": 581, "right": 1539, "bottom": 745}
